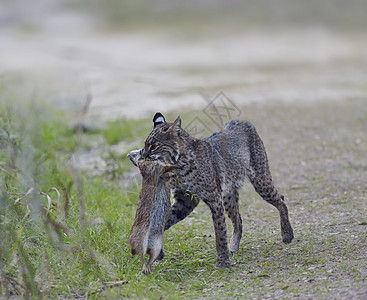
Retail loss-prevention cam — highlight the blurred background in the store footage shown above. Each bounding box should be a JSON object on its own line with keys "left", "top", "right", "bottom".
{"left": 1, "top": 0, "right": 367, "bottom": 121}
{"left": 1, "top": 3, "right": 367, "bottom": 297}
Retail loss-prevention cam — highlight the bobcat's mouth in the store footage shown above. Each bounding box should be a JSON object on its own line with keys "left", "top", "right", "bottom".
{"left": 129, "top": 148, "right": 180, "bottom": 167}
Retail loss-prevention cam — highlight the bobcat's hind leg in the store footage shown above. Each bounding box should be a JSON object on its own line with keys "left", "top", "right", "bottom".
{"left": 250, "top": 173, "right": 294, "bottom": 243}
{"left": 223, "top": 190, "right": 242, "bottom": 254}
{"left": 248, "top": 127, "right": 294, "bottom": 243}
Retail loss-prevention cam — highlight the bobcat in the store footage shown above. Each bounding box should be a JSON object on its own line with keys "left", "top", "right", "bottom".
{"left": 127, "top": 156, "right": 181, "bottom": 274}
{"left": 130, "top": 112, "right": 294, "bottom": 268}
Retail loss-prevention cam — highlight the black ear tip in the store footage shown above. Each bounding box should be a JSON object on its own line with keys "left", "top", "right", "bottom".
{"left": 153, "top": 112, "right": 163, "bottom": 120}
{"left": 153, "top": 112, "right": 166, "bottom": 127}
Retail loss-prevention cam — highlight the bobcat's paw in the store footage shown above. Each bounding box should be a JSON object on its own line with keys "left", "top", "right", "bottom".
{"left": 216, "top": 259, "right": 231, "bottom": 268}
{"left": 282, "top": 230, "right": 294, "bottom": 243}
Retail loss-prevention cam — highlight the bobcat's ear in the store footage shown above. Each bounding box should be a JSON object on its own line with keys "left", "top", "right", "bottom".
{"left": 153, "top": 112, "right": 166, "bottom": 127}
{"left": 168, "top": 116, "right": 181, "bottom": 134}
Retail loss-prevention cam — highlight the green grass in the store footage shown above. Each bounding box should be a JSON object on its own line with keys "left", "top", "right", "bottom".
{"left": 70, "top": 0, "right": 367, "bottom": 33}
{"left": 1, "top": 98, "right": 367, "bottom": 298}
{"left": 102, "top": 118, "right": 151, "bottom": 145}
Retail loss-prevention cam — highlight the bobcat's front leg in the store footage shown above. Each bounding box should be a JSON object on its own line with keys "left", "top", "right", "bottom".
{"left": 205, "top": 196, "right": 231, "bottom": 268}
{"left": 164, "top": 189, "right": 200, "bottom": 230}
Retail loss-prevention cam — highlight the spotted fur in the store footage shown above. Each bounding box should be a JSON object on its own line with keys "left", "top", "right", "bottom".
{"left": 135, "top": 112, "right": 294, "bottom": 268}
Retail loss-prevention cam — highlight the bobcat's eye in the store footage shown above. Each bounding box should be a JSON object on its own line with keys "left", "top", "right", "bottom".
{"left": 149, "top": 144, "right": 157, "bottom": 152}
